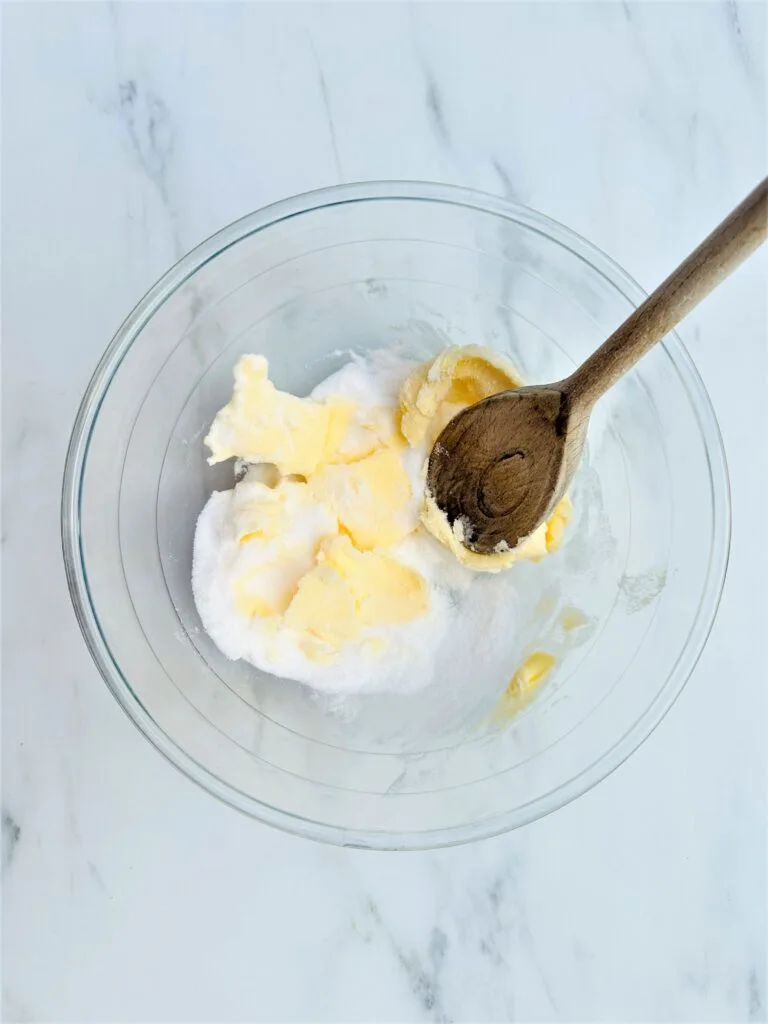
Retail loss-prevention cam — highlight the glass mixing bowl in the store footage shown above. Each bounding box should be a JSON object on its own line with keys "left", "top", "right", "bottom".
{"left": 62, "top": 182, "right": 730, "bottom": 849}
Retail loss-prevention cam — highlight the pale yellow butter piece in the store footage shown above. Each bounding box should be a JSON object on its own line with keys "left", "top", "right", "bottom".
{"left": 230, "top": 479, "right": 336, "bottom": 619}
{"left": 284, "top": 535, "right": 428, "bottom": 661}
{"left": 205, "top": 354, "right": 354, "bottom": 475}
{"left": 545, "top": 495, "right": 573, "bottom": 553}
{"left": 309, "top": 444, "right": 415, "bottom": 551}
{"left": 233, "top": 565, "right": 295, "bottom": 618}
{"left": 232, "top": 482, "right": 289, "bottom": 544}
{"left": 321, "top": 535, "right": 428, "bottom": 626}
{"left": 399, "top": 345, "right": 523, "bottom": 448}
{"left": 284, "top": 561, "right": 360, "bottom": 648}
{"left": 336, "top": 405, "right": 398, "bottom": 462}
{"left": 421, "top": 493, "right": 571, "bottom": 573}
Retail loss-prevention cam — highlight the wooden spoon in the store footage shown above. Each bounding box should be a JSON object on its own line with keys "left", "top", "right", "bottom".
{"left": 427, "top": 177, "right": 768, "bottom": 556}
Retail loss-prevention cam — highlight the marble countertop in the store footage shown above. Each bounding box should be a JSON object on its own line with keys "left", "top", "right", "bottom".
{"left": 2, "top": 3, "right": 766, "bottom": 1021}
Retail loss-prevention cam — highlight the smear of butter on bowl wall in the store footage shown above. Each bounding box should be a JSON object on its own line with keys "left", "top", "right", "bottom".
{"left": 493, "top": 651, "right": 557, "bottom": 720}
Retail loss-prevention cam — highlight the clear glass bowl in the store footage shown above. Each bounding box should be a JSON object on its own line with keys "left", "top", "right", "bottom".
{"left": 62, "top": 182, "right": 730, "bottom": 849}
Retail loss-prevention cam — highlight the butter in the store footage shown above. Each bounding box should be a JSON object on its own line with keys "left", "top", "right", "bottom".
{"left": 284, "top": 561, "right": 360, "bottom": 653}
{"left": 230, "top": 478, "right": 336, "bottom": 620}
{"left": 232, "top": 480, "right": 292, "bottom": 544}
{"left": 508, "top": 651, "right": 556, "bottom": 697}
{"left": 206, "top": 356, "right": 431, "bottom": 664}
{"left": 399, "top": 345, "right": 523, "bottom": 448}
{"left": 422, "top": 492, "right": 572, "bottom": 573}
{"left": 337, "top": 405, "right": 398, "bottom": 462}
{"left": 285, "top": 535, "right": 429, "bottom": 661}
{"left": 495, "top": 650, "right": 557, "bottom": 717}
{"left": 545, "top": 496, "right": 573, "bottom": 553}
{"left": 233, "top": 564, "right": 296, "bottom": 618}
{"left": 321, "top": 535, "right": 429, "bottom": 625}
{"left": 205, "top": 354, "right": 354, "bottom": 475}
{"left": 309, "top": 443, "right": 415, "bottom": 550}
{"left": 202, "top": 346, "right": 574, "bottom": 675}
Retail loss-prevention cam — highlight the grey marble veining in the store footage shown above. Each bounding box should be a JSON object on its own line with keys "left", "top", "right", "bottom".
{"left": 2, "top": 2, "right": 766, "bottom": 1021}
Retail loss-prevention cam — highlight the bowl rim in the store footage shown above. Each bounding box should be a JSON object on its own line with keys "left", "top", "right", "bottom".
{"left": 61, "top": 180, "right": 732, "bottom": 849}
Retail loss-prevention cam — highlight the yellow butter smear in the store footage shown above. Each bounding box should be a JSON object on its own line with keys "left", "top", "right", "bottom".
{"left": 493, "top": 651, "right": 557, "bottom": 719}
{"left": 206, "top": 345, "right": 573, "bottom": 666}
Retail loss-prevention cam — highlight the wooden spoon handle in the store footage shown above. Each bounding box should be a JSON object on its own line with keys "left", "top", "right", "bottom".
{"left": 564, "top": 177, "right": 768, "bottom": 410}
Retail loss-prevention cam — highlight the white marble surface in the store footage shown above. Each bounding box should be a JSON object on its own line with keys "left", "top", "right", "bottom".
{"left": 2, "top": 2, "right": 766, "bottom": 1021}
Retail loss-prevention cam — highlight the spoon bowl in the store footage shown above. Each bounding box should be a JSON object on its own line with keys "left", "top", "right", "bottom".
{"left": 427, "top": 384, "right": 586, "bottom": 554}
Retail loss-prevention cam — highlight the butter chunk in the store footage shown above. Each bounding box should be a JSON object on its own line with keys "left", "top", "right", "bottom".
{"left": 321, "top": 535, "right": 428, "bottom": 626}
{"left": 205, "top": 354, "right": 354, "bottom": 475}
{"left": 230, "top": 479, "right": 337, "bottom": 620}
{"left": 421, "top": 493, "right": 570, "bottom": 573}
{"left": 284, "top": 536, "right": 428, "bottom": 660}
{"left": 309, "top": 445, "right": 416, "bottom": 550}
{"left": 545, "top": 495, "right": 573, "bottom": 553}
{"left": 399, "top": 345, "right": 523, "bottom": 448}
